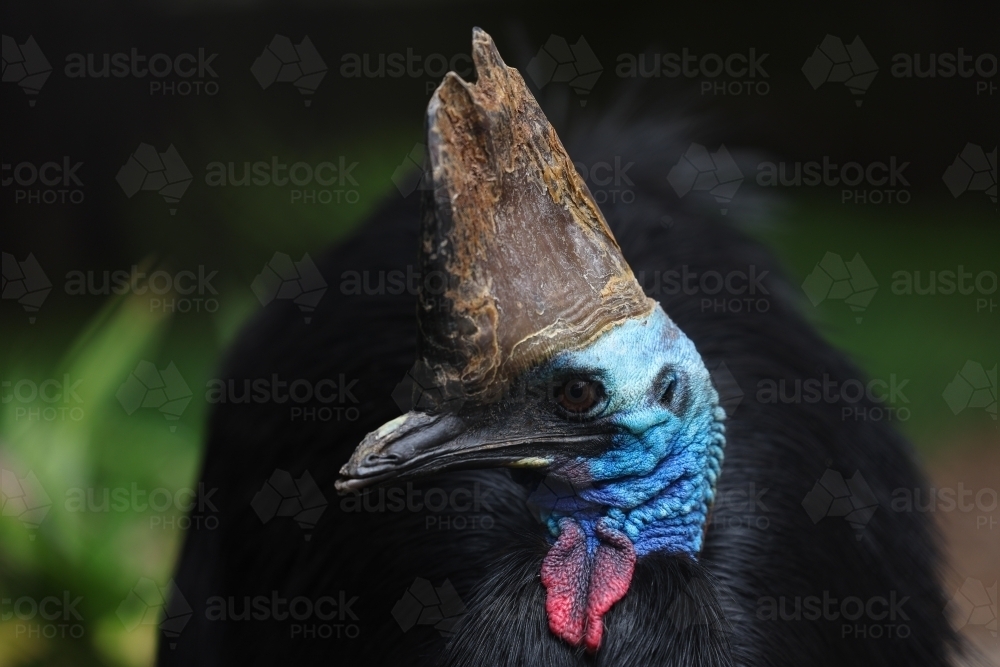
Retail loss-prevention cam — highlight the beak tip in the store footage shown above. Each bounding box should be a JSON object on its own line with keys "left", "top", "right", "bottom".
{"left": 334, "top": 475, "right": 362, "bottom": 494}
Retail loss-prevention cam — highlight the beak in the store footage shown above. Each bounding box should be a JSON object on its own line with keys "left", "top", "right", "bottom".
{"left": 335, "top": 408, "right": 609, "bottom": 493}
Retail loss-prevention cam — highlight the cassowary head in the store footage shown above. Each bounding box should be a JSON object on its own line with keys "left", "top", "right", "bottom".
{"left": 338, "top": 28, "right": 725, "bottom": 652}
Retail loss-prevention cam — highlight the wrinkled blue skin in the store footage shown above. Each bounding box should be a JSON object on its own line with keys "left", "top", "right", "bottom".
{"left": 528, "top": 305, "right": 726, "bottom": 559}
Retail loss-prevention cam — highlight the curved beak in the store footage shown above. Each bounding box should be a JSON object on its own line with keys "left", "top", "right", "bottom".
{"left": 335, "top": 409, "right": 608, "bottom": 493}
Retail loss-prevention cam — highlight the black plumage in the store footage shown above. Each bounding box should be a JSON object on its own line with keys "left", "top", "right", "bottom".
{"left": 159, "top": 112, "right": 960, "bottom": 666}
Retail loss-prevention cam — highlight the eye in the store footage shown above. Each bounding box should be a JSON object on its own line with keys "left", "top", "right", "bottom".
{"left": 556, "top": 379, "right": 602, "bottom": 414}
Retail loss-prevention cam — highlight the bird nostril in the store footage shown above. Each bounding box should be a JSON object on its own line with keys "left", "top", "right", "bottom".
{"left": 364, "top": 453, "right": 400, "bottom": 466}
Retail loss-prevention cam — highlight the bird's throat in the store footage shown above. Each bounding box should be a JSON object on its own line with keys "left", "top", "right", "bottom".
{"left": 540, "top": 517, "right": 636, "bottom": 653}
{"left": 531, "top": 429, "right": 722, "bottom": 652}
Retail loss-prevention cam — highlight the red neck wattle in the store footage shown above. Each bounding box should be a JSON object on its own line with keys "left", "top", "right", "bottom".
{"left": 539, "top": 517, "right": 636, "bottom": 653}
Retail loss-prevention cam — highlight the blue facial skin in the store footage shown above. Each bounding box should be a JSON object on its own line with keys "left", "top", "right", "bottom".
{"left": 529, "top": 305, "right": 725, "bottom": 559}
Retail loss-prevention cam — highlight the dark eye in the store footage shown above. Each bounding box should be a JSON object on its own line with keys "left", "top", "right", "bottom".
{"left": 557, "top": 379, "right": 601, "bottom": 414}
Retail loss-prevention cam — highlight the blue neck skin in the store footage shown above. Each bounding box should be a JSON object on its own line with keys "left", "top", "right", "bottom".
{"left": 527, "top": 306, "right": 725, "bottom": 559}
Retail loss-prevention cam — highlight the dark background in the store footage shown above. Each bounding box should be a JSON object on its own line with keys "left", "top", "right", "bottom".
{"left": 1, "top": 2, "right": 996, "bottom": 665}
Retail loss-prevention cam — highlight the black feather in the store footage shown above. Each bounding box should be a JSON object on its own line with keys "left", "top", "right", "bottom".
{"left": 158, "top": 115, "right": 961, "bottom": 666}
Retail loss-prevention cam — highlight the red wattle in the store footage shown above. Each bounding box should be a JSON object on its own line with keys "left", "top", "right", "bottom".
{"left": 584, "top": 520, "right": 636, "bottom": 651}
{"left": 540, "top": 517, "right": 636, "bottom": 653}
{"left": 540, "top": 518, "right": 589, "bottom": 646}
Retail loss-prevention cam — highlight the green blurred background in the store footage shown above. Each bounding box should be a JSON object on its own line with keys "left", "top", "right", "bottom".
{"left": 1, "top": 1, "right": 996, "bottom": 665}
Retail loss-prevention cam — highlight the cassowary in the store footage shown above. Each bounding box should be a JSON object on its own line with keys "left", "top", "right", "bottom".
{"left": 161, "top": 29, "right": 961, "bottom": 666}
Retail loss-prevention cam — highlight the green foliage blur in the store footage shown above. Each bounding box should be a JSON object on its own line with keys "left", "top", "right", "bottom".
{"left": 1, "top": 6, "right": 996, "bottom": 665}
{"left": 3, "top": 175, "right": 995, "bottom": 665}
{"left": 1, "top": 108, "right": 417, "bottom": 665}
